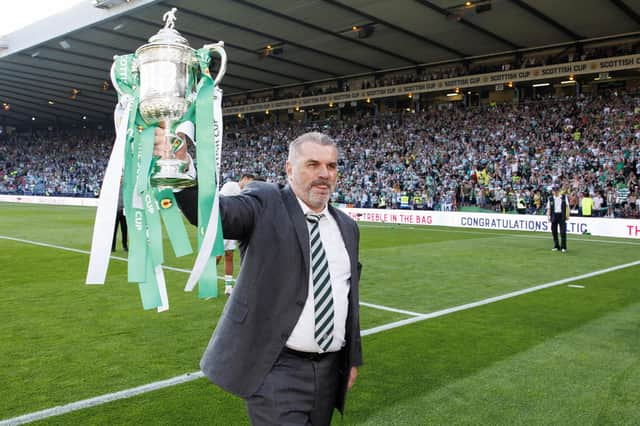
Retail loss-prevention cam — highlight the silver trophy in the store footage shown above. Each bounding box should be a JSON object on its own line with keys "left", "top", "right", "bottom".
{"left": 121, "top": 8, "right": 227, "bottom": 188}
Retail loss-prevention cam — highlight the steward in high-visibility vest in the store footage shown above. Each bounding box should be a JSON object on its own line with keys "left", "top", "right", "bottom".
{"left": 581, "top": 192, "right": 593, "bottom": 216}
{"left": 400, "top": 194, "right": 410, "bottom": 209}
{"left": 413, "top": 195, "right": 423, "bottom": 210}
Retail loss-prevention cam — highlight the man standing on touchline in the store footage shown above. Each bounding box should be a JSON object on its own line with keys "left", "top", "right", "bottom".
{"left": 155, "top": 130, "right": 362, "bottom": 425}
{"left": 546, "top": 183, "right": 570, "bottom": 253}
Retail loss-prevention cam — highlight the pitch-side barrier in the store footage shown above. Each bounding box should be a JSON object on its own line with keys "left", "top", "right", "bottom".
{"left": 2, "top": 195, "right": 639, "bottom": 240}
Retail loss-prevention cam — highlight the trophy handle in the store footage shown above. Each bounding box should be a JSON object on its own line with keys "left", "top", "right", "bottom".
{"left": 203, "top": 42, "right": 227, "bottom": 86}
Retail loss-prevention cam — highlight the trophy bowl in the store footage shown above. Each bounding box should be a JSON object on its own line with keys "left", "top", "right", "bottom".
{"left": 136, "top": 9, "right": 198, "bottom": 189}
{"left": 138, "top": 41, "right": 196, "bottom": 188}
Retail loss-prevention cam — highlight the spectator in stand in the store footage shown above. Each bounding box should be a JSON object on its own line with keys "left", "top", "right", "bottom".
{"left": 593, "top": 191, "right": 604, "bottom": 217}
{"left": 581, "top": 191, "right": 594, "bottom": 217}
{"left": 606, "top": 184, "right": 617, "bottom": 218}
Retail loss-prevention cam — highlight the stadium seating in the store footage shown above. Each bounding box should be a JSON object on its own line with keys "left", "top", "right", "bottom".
{"left": 1, "top": 90, "right": 638, "bottom": 218}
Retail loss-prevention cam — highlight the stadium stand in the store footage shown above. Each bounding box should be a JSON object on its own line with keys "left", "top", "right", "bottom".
{"left": 223, "top": 42, "right": 640, "bottom": 109}
{"left": 1, "top": 89, "right": 638, "bottom": 218}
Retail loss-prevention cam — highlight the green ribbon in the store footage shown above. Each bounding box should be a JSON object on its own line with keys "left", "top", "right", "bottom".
{"left": 194, "top": 48, "right": 225, "bottom": 299}
{"left": 138, "top": 255, "right": 162, "bottom": 310}
{"left": 156, "top": 188, "right": 193, "bottom": 257}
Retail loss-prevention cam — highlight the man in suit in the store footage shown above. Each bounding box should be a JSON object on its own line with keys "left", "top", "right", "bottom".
{"left": 155, "top": 130, "right": 362, "bottom": 425}
{"left": 111, "top": 187, "right": 128, "bottom": 252}
{"left": 546, "top": 184, "right": 570, "bottom": 252}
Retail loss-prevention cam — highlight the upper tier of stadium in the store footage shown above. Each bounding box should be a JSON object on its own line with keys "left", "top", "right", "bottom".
{"left": 1, "top": 0, "right": 640, "bottom": 129}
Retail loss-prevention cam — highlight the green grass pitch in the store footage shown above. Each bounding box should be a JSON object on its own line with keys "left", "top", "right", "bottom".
{"left": 1, "top": 203, "right": 639, "bottom": 425}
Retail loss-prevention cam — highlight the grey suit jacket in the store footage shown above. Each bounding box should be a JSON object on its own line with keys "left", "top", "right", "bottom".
{"left": 176, "top": 182, "right": 362, "bottom": 413}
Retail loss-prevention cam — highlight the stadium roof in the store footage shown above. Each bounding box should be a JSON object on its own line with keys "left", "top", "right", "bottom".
{"left": 1, "top": 0, "right": 640, "bottom": 129}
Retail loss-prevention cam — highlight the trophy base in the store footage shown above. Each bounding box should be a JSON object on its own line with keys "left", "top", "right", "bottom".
{"left": 151, "top": 159, "right": 196, "bottom": 189}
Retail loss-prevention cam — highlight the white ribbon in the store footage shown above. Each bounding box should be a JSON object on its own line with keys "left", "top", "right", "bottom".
{"left": 86, "top": 100, "right": 130, "bottom": 284}
{"left": 184, "top": 86, "right": 224, "bottom": 292}
{"left": 155, "top": 265, "right": 169, "bottom": 312}
{"left": 214, "top": 87, "right": 223, "bottom": 187}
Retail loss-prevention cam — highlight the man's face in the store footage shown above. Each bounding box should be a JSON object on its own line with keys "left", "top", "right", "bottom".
{"left": 286, "top": 141, "right": 338, "bottom": 212}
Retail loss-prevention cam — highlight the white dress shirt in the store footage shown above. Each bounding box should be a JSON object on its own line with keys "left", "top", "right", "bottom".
{"left": 546, "top": 195, "right": 565, "bottom": 213}
{"left": 286, "top": 199, "right": 351, "bottom": 353}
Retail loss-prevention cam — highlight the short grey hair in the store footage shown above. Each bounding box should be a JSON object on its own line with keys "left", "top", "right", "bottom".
{"left": 288, "top": 132, "right": 337, "bottom": 162}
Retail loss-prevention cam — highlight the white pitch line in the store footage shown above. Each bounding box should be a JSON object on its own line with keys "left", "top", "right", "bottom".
{"left": 0, "top": 372, "right": 205, "bottom": 426}
{"left": 568, "top": 284, "right": 585, "bottom": 288}
{"left": 361, "top": 259, "right": 640, "bottom": 336}
{"left": 0, "top": 235, "right": 99, "bottom": 256}
{"left": 2, "top": 258, "right": 639, "bottom": 425}
{"left": 359, "top": 301, "right": 422, "bottom": 316}
{"left": 0, "top": 236, "right": 205, "bottom": 278}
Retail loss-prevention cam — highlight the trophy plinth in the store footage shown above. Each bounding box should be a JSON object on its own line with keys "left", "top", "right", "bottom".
{"left": 151, "top": 158, "right": 194, "bottom": 189}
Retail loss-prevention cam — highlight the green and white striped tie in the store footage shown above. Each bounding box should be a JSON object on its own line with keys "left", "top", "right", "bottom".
{"left": 306, "top": 213, "right": 334, "bottom": 352}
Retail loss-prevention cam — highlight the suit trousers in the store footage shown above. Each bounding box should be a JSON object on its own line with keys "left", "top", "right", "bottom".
{"left": 246, "top": 348, "right": 341, "bottom": 426}
{"left": 112, "top": 209, "right": 128, "bottom": 251}
{"left": 551, "top": 213, "right": 567, "bottom": 250}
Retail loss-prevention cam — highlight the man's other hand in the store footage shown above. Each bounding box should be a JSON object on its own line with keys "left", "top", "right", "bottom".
{"left": 348, "top": 366, "right": 358, "bottom": 390}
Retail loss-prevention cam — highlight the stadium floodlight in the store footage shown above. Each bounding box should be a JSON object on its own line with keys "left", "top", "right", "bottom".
{"left": 59, "top": 40, "right": 71, "bottom": 49}
{"left": 561, "top": 80, "right": 576, "bottom": 85}
{"left": 446, "top": 93, "right": 458, "bottom": 97}
{"left": 532, "top": 83, "right": 550, "bottom": 87}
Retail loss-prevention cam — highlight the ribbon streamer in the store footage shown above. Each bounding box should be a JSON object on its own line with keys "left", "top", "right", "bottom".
{"left": 86, "top": 100, "right": 130, "bottom": 284}
{"left": 185, "top": 85, "right": 224, "bottom": 292}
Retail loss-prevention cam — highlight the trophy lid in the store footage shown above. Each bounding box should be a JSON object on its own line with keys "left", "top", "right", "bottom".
{"left": 147, "top": 8, "right": 190, "bottom": 47}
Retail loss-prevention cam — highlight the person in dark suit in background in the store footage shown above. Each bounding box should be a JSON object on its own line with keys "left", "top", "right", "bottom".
{"left": 111, "top": 188, "right": 128, "bottom": 252}
{"left": 154, "top": 130, "right": 362, "bottom": 425}
{"left": 546, "top": 184, "right": 570, "bottom": 252}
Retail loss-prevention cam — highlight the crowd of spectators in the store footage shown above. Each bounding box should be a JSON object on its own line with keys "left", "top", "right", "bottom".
{"left": 0, "top": 132, "right": 109, "bottom": 197}
{"left": 2, "top": 89, "right": 639, "bottom": 218}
